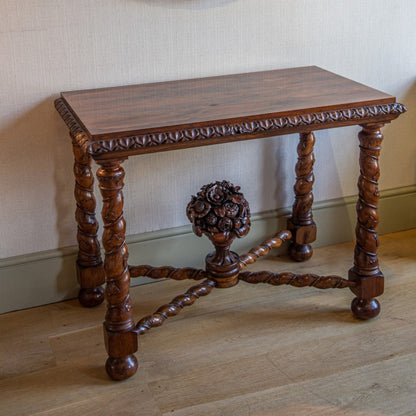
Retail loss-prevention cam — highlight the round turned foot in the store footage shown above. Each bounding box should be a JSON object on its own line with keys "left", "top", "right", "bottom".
{"left": 105, "top": 355, "right": 138, "bottom": 381}
{"left": 78, "top": 287, "right": 105, "bottom": 308}
{"left": 288, "top": 243, "right": 313, "bottom": 262}
{"left": 351, "top": 297, "right": 380, "bottom": 320}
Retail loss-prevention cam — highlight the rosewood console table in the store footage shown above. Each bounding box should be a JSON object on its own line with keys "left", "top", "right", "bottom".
{"left": 55, "top": 66, "right": 406, "bottom": 380}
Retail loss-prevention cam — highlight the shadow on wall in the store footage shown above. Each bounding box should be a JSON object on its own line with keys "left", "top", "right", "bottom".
{"left": 0, "top": 98, "right": 76, "bottom": 259}
{"left": 382, "top": 78, "right": 416, "bottom": 186}
{"left": 132, "top": 0, "right": 238, "bottom": 9}
{"left": 52, "top": 102, "right": 82, "bottom": 300}
{"left": 271, "top": 128, "right": 357, "bottom": 249}
{"left": 0, "top": 98, "right": 80, "bottom": 308}
{"left": 406, "top": 80, "right": 416, "bottom": 185}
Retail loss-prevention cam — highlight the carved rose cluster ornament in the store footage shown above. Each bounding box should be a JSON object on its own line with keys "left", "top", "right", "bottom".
{"left": 187, "top": 181, "right": 251, "bottom": 241}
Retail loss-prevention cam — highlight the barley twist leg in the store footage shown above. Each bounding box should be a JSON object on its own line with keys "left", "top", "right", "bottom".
{"left": 349, "top": 123, "right": 385, "bottom": 320}
{"left": 97, "top": 159, "right": 138, "bottom": 380}
{"left": 287, "top": 132, "right": 317, "bottom": 262}
{"left": 72, "top": 141, "right": 105, "bottom": 307}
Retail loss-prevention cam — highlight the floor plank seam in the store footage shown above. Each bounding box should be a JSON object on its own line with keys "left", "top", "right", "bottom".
{"left": 153, "top": 351, "right": 416, "bottom": 414}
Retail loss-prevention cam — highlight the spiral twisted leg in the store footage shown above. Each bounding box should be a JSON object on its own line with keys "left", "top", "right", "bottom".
{"left": 72, "top": 141, "right": 105, "bottom": 307}
{"left": 287, "top": 132, "right": 317, "bottom": 262}
{"left": 349, "top": 123, "right": 385, "bottom": 320}
{"left": 97, "top": 160, "right": 138, "bottom": 380}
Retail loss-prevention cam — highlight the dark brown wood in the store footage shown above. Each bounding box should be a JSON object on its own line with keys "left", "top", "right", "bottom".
{"left": 239, "top": 230, "right": 292, "bottom": 269}
{"left": 72, "top": 140, "right": 105, "bottom": 307}
{"left": 135, "top": 280, "right": 215, "bottom": 335}
{"left": 287, "top": 132, "right": 317, "bottom": 262}
{"left": 239, "top": 271, "right": 356, "bottom": 289}
{"left": 55, "top": 67, "right": 406, "bottom": 159}
{"left": 60, "top": 67, "right": 395, "bottom": 138}
{"left": 187, "top": 180, "right": 250, "bottom": 288}
{"left": 55, "top": 66, "right": 407, "bottom": 380}
{"left": 129, "top": 265, "right": 208, "bottom": 281}
{"left": 96, "top": 160, "right": 138, "bottom": 380}
{"left": 348, "top": 123, "right": 385, "bottom": 320}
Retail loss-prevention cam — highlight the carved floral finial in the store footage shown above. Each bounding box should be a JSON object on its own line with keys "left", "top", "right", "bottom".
{"left": 186, "top": 180, "right": 250, "bottom": 243}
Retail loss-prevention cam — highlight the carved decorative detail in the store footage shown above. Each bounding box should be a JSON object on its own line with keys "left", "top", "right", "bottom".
{"left": 55, "top": 99, "right": 91, "bottom": 154}
{"left": 129, "top": 265, "right": 209, "bottom": 281}
{"left": 89, "top": 104, "right": 406, "bottom": 155}
{"left": 97, "top": 159, "right": 138, "bottom": 379}
{"left": 239, "top": 231, "right": 292, "bottom": 270}
{"left": 96, "top": 161, "right": 134, "bottom": 333}
{"left": 72, "top": 141, "right": 105, "bottom": 306}
{"left": 187, "top": 180, "right": 250, "bottom": 243}
{"left": 239, "top": 271, "right": 356, "bottom": 289}
{"left": 187, "top": 181, "right": 250, "bottom": 288}
{"left": 348, "top": 123, "right": 386, "bottom": 320}
{"left": 287, "top": 132, "right": 317, "bottom": 262}
{"left": 352, "top": 124, "right": 384, "bottom": 276}
{"left": 291, "top": 131, "right": 316, "bottom": 226}
{"left": 72, "top": 142, "right": 103, "bottom": 268}
{"left": 54, "top": 67, "right": 410, "bottom": 383}
{"left": 55, "top": 98, "right": 406, "bottom": 157}
{"left": 135, "top": 279, "right": 215, "bottom": 334}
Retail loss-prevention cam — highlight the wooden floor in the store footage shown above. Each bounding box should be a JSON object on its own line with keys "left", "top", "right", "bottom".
{"left": 1, "top": 229, "right": 416, "bottom": 416}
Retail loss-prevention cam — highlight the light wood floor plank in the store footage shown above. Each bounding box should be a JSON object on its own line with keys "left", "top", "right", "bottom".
{"left": 164, "top": 353, "right": 416, "bottom": 416}
{"left": 30, "top": 385, "right": 162, "bottom": 416}
{"left": 0, "top": 229, "right": 415, "bottom": 415}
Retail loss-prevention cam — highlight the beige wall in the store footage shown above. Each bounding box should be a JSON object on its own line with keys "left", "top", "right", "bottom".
{"left": 0, "top": 0, "right": 415, "bottom": 259}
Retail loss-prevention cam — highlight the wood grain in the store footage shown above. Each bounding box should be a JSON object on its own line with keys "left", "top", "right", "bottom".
{"left": 1, "top": 229, "right": 415, "bottom": 415}
{"left": 55, "top": 67, "right": 405, "bottom": 160}
{"left": 60, "top": 66, "right": 395, "bottom": 138}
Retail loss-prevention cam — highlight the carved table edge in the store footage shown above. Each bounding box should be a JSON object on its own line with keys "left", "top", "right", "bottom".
{"left": 55, "top": 98, "right": 407, "bottom": 157}
{"left": 55, "top": 98, "right": 91, "bottom": 153}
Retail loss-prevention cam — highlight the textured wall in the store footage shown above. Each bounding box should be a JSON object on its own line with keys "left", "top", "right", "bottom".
{"left": 0, "top": 0, "right": 415, "bottom": 258}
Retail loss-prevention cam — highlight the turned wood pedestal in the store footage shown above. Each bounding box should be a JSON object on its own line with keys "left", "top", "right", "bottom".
{"left": 55, "top": 66, "right": 406, "bottom": 380}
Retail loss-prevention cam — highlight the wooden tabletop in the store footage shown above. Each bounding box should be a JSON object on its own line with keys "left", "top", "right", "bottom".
{"left": 55, "top": 66, "right": 405, "bottom": 158}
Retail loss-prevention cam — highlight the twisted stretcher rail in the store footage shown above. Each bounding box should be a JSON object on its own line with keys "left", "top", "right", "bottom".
{"left": 239, "top": 271, "right": 356, "bottom": 288}
{"left": 133, "top": 229, "right": 354, "bottom": 335}
{"left": 239, "top": 230, "right": 292, "bottom": 269}
{"left": 135, "top": 279, "right": 215, "bottom": 334}
{"left": 129, "top": 265, "right": 209, "bottom": 281}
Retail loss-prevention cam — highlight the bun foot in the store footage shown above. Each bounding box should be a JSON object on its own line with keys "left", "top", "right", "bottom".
{"left": 78, "top": 287, "right": 105, "bottom": 308}
{"left": 351, "top": 297, "right": 380, "bottom": 320}
{"left": 105, "top": 355, "right": 138, "bottom": 381}
{"left": 288, "top": 243, "right": 313, "bottom": 262}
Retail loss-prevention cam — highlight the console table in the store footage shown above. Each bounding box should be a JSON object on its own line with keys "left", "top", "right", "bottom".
{"left": 55, "top": 66, "right": 406, "bottom": 380}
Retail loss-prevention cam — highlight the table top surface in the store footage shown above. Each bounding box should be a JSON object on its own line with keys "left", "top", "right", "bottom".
{"left": 60, "top": 66, "right": 395, "bottom": 140}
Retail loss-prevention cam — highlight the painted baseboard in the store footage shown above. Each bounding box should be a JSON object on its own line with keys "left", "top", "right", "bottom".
{"left": 1, "top": 185, "right": 415, "bottom": 314}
